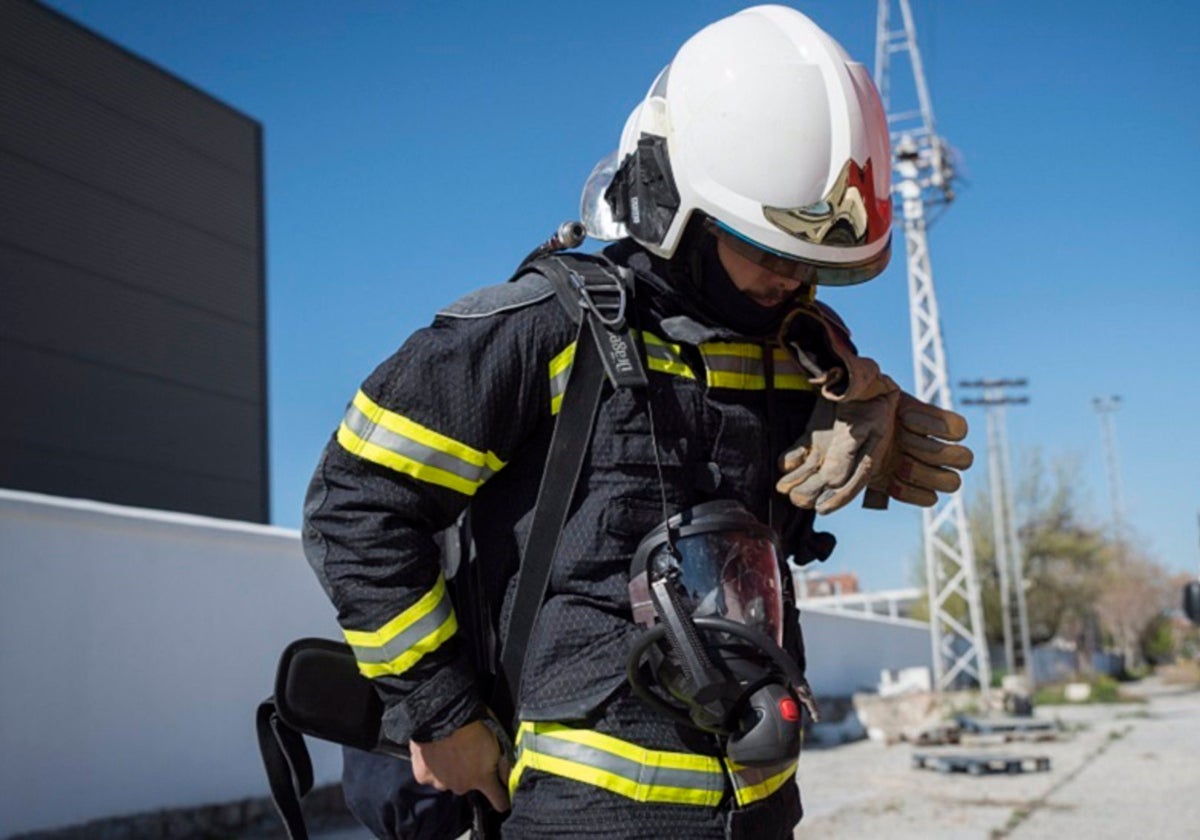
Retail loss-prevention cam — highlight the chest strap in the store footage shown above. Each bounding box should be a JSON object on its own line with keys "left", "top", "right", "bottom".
{"left": 492, "top": 255, "right": 646, "bottom": 729}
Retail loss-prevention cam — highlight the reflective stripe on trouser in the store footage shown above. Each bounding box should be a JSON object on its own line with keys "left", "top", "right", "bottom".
{"left": 509, "top": 721, "right": 797, "bottom": 808}
{"left": 342, "top": 574, "right": 457, "bottom": 678}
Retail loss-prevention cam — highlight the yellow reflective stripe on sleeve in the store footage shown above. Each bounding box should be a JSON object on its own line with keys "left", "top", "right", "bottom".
{"left": 343, "top": 575, "right": 458, "bottom": 678}
{"left": 352, "top": 391, "right": 503, "bottom": 473}
{"left": 353, "top": 613, "right": 457, "bottom": 679}
{"left": 336, "top": 390, "right": 505, "bottom": 495}
{"left": 549, "top": 342, "right": 576, "bottom": 380}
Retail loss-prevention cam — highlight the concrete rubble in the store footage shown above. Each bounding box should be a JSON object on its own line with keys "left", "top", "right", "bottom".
{"left": 796, "top": 676, "right": 1200, "bottom": 838}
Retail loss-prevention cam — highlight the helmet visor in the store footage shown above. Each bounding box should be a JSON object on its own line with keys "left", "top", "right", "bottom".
{"left": 654, "top": 531, "right": 784, "bottom": 644}
{"left": 712, "top": 220, "right": 891, "bottom": 287}
{"left": 580, "top": 150, "right": 628, "bottom": 242}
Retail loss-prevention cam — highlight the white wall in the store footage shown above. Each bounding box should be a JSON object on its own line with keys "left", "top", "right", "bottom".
{"left": 0, "top": 489, "right": 344, "bottom": 837}
{"left": 800, "top": 607, "right": 933, "bottom": 697}
{"left": 0, "top": 487, "right": 936, "bottom": 835}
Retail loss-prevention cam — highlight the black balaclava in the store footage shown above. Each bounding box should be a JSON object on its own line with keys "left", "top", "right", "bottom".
{"left": 607, "top": 218, "right": 802, "bottom": 337}
{"left": 688, "top": 229, "right": 795, "bottom": 337}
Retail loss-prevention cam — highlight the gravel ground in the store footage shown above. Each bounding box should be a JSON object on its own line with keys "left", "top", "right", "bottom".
{"left": 795, "top": 678, "right": 1200, "bottom": 839}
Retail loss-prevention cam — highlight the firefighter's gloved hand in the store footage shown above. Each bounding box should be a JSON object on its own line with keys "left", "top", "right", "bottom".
{"left": 777, "top": 302, "right": 973, "bottom": 513}
{"left": 775, "top": 376, "right": 901, "bottom": 514}
{"left": 862, "top": 392, "right": 973, "bottom": 509}
{"left": 776, "top": 385, "right": 974, "bottom": 514}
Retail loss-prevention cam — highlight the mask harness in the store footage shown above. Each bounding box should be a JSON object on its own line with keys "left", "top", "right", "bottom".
{"left": 626, "top": 500, "right": 805, "bottom": 767}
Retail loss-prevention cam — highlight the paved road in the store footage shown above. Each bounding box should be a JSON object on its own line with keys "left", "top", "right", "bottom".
{"left": 1010, "top": 683, "right": 1200, "bottom": 839}
{"left": 796, "top": 679, "right": 1200, "bottom": 839}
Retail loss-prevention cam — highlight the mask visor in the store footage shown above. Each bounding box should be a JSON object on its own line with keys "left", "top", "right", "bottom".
{"left": 648, "top": 531, "right": 784, "bottom": 645}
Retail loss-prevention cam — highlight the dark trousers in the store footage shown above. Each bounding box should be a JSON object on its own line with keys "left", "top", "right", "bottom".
{"left": 341, "top": 747, "right": 471, "bottom": 840}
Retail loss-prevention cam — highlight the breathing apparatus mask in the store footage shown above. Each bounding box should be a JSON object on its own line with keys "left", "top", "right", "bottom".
{"left": 627, "top": 500, "right": 807, "bottom": 766}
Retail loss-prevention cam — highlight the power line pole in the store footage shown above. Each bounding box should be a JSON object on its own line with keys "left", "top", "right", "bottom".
{"left": 1092, "top": 396, "right": 1125, "bottom": 547}
{"left": 962, "top": 379, "right": 1033, "bottom": 682}
{"left": 876, "top": 0, "right": 991, "bottom": 697}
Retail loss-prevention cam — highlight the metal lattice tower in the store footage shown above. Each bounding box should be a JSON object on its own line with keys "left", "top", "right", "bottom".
{"left": 875, "top": 0, "right": 991, "bottom": 694}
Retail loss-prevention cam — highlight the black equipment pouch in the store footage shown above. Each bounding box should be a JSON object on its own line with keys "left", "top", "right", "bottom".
{"left": 271, "top": 637, "right": 395, "bottom": 753}
{"left": 256, "top": 638, "right": 404, "bottom": 840}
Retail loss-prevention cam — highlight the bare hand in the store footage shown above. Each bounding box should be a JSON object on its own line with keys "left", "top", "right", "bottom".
{"left": 410, "top": 720, "right": 512, "bottom": 812}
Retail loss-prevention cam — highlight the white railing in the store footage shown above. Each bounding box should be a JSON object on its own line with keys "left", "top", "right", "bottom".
{"left": 799, "top": 586, "right": 925, "bottom": 622}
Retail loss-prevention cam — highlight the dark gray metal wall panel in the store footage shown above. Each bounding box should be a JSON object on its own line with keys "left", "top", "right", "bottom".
{"left": 1, "top": 344, "right": 264, "bottom": 498}
{"left": 2, "top": 444, "right": 261, "bottom": 522}
{"left": 0, "top": 244, "right": 261, "bottom": 402}
{"left": 0, "top": 1, "right": 267, "bottom": 522}
{"left": 0, "top": 151, "right": 258, "bottom": 323}
{"left": 0, "top": 59, "right": 258, "bottom": 247}
{"left": 0, "top": 1, "right": 256, "bottom": 173}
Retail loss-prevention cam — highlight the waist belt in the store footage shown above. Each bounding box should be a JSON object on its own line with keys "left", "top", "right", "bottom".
{"left": 508, "top": 721, "right": 797, "bottom": 808}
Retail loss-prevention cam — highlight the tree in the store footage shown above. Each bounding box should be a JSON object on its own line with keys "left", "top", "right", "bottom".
{"left": 952, "top": 452, "right": 1112, "bottom": 667}
{"left": 955, "top": 448, "right": 1180, "bottom": 672}
{"left": 1011, "top": 453, "right": 1115, "bottom": 657}
{"left": 1094, "top": 553, "right": 1173, "bottom": 672}
{"left": 915, "top": 450, "right": 1173, "bottom": 673}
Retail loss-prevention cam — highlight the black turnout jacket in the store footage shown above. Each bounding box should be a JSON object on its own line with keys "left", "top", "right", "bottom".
{"left": 302, "top": 239, "right": 839, "bottom": 746}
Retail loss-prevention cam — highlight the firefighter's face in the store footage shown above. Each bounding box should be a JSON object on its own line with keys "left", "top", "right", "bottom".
{"left": 715, "top": 237, "right": 808, "bottom": 308}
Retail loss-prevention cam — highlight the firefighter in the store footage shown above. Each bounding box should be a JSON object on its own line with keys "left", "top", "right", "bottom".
{"left": 302, "top": 6, "right": 970, "bottom": 838}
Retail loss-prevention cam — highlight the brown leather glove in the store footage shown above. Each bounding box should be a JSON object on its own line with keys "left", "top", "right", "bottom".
{"left": 775, "top": 305, "right": 973, "bottom": 514}
{"left": 863, "top": 391, "right": 973, "bottom": 509}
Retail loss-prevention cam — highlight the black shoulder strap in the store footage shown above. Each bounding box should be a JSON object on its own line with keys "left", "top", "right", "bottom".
{"left": 257, "top": 254, "right": 644, "bottom": 838}
{"left": 491, "top": 255, "right": 644, "bottom": 727}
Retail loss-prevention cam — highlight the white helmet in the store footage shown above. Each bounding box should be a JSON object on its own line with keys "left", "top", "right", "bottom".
{"left": 584, "top": 5, "right": 892, "bottom": 286}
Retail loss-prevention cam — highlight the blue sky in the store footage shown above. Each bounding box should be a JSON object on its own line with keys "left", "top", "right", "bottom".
{"left": 45, "top": 1, "right": 1200, "bottom": 590}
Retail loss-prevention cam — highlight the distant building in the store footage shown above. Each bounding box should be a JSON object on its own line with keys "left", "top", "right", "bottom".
{"left": 0, "top": 0, "right": 268, "bottom": 521}
{"left": 801, "top": 571, "right": 861, "bottom": 598}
